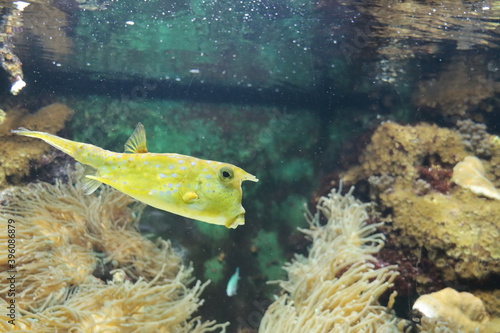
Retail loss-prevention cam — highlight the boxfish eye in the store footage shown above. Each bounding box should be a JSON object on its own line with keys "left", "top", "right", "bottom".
{"left": 219, "top": 166, "right": 234, "bottom": 181}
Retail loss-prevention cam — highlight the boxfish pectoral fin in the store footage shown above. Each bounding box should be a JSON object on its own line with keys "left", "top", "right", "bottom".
{"left": 82, "top": 175, "right": 103, "bottom": 195}
{"left": 77, "top": 164, "right": 103, "bottom": 195}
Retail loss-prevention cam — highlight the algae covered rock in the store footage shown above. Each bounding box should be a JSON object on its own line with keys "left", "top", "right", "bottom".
{"left": 343, "top": 122, "right": 467, "bottom": 185}
{"left": 342, "top": 122, "right": 500, "bottom": 283}
{"left": 416, "top": 55, "right": 500, "bottom": 118}
{"left": 0, "top": 103, "right": 74, "bottom": 187}
{"left": 381, "top": 182, "right": 500, "bottom": 281}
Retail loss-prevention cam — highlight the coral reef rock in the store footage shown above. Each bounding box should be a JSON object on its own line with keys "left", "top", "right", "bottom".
{"left": 413, "top": 287, "right": 490, "bottom": 333}
{"left": 343, "top": 122, "right": 467, "bottom": 185}
{"left": 0, "top": 103, "right": 73, "bottom": 187}
{"left": 342, "top": 122, "right": 500, "bottom": 283}
{"left": 416, "top": 56, "right": 500, "bottom": 118}
{"left": 452, "top": 155, "right": 500, "bottom": 200}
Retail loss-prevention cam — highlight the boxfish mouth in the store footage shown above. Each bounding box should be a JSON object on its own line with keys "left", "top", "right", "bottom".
{"left": 225, "top": 213, "right": 246, "bottom": 229}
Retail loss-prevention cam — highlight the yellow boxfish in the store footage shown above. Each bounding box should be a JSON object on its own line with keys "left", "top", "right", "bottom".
{"left": 11, "top": 123, "right": 258, "bottom": 228}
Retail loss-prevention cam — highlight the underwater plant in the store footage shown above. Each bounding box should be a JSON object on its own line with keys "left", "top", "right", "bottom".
{"left": 0, "top": 171, "right": 228, "bottom": 332}
{"left": 259, "top": 187, "right": 401, "bottom": 332}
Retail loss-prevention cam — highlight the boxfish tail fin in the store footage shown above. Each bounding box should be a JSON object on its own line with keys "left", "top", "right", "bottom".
{"left": 11, "top": 127, "right": 105, "bottom": 168}
{"left": 11, "top": 127, "right": 78, "bottom": 157}
{"left": 12, "top": 128, "right": 105, "bottom": 195}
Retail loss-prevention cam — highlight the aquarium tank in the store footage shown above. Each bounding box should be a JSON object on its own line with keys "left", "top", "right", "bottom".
{"left": 0, "top": 0, "right": 499, "bottom": 332}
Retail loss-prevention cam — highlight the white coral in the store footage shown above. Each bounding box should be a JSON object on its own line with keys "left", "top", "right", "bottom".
{"left": 10, "top": 76, "right": 26, "bottom": 95}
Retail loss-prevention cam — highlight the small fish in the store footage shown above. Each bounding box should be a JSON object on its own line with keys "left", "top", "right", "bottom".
{"left": 12, "top": 123, "right": 258, "bottom": 228}
{"left": 226, "top": 267, "right": 240, "bottom": 297}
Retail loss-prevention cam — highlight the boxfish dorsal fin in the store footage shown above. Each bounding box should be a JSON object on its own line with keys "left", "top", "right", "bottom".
{"left": 124, "top": 122, "right": 148, "bottom": 153}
